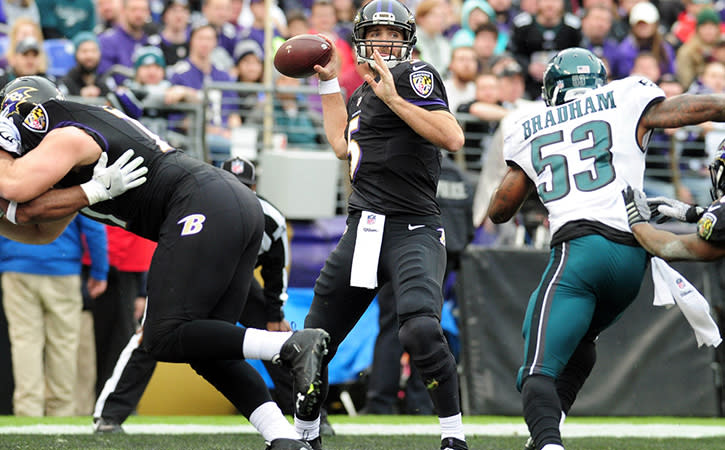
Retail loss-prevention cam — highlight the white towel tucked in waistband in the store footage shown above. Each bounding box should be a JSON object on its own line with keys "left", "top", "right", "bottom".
{"left": 651, "top": 257, "right": 722, "bottom": 347}
{"left": 350, "top": 211, "right": 385, "bottom": 289}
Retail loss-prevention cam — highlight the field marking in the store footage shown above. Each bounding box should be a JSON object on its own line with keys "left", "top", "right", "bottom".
{"left": 0, "top": 423, "right": 724, "bottom": 438}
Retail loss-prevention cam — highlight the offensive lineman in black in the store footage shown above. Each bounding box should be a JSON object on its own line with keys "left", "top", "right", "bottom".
{"left": 300, "top": 1, "right": 467, "bottom": 449}
{"left": 0, "top": 76, "right": 325, "bottom": 450}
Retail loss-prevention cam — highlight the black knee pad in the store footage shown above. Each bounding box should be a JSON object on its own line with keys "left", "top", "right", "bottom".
{"left": 398, "top": 316, "right": 455, "bottom": 388}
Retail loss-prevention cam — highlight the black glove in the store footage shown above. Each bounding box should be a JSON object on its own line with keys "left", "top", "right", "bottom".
{"left": 647, "top": 196, "right": 704, "bottom": 224}
{"left": 622, "top": 186, "right": 650, "bottom": 227}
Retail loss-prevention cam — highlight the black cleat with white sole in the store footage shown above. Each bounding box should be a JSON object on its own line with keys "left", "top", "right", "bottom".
{"left": 277, "top": 328, "right": 330, "bottom": 418}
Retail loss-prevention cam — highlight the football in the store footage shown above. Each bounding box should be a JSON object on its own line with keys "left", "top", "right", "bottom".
{"left": 274, "top": 34, "right": 332, "bottom": 78}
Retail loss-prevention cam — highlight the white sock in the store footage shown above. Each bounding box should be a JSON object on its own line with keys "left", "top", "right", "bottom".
{"left": 439, "top": 412, "right": 465, "bottom": 442}
{"left": 560, "top": 411, "right": 567, "bottom": 427}
{"left": 294, "top": 414, "right": 320, "bottom": 441}
{"left": 541, "top": 444, "right": 565, "bottom": 450}
{"left": 249, "top": 401, "right": 297, "bottom": 442}
{"left": 242, "top": 328, "right": 293, "bottom": 360}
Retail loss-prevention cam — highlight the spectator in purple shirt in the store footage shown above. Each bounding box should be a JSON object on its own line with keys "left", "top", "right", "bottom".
{"left": 168, "top": 21, "right": 236, "bottom": 164}
{"left": 98, "top": 0, "right": 153, "bottom": 81}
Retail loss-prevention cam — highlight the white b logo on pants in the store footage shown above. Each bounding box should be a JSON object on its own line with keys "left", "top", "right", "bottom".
{"left": 178, "top": 214, "right": 206, "bottom": 236}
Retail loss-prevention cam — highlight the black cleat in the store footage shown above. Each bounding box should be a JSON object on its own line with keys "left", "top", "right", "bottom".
{"left": 304, "top": 436, "right": 323, "bottom": 450}
{"left": 93, "top": 417, "right": 124, "bottom": 434}
{"left": 266, "top": 438, "right": 313, "bottom": 450}
{"left": 441, "top": 437, "right": 468, "bottom": 450}
{"left": 277, "top": 328, "right": 330, "bottom": 417}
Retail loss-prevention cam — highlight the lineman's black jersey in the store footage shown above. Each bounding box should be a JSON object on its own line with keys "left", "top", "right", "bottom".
{"left": 14, "top": 99, "right": 211, "bottom": 241}
{"left": 345, "top": 60, "right": 450, "bottom": 216}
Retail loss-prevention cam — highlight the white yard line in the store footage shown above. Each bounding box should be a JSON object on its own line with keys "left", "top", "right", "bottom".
{"left": 0, "top": 423, "right": 724, "bottom": 438}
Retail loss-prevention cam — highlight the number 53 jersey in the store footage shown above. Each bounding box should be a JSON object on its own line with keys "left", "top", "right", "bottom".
{"left": 503, "top": 76, "right": 665, "bottom": 239}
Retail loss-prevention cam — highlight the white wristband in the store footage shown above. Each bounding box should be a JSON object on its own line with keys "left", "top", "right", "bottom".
{"left": 6, "top": 200, "right": 17, "bottom": 224}
{"left": 319, "top": 78, "right": 340, "bottom": 95}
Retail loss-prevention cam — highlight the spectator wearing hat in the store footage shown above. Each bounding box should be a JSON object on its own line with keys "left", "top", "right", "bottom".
{"left": 227, "top": 39, "right": 264, "bottom": 128}
{"left": 676, "top": 8, "right": 722, "bottom": 89}
{"left": 609, "top": 1, "right": 675, "bottom": 80}
{"left": 0, "top": 17, "right": 47, "bottom": 72}
{"left": 670, "top": 0, "right": 723, "bottom": 46}
{"left": 450, "top": 0, "right": 497, "bottom": 52}
{"left": 0, "top": 35, "right": 53, "bottom": 87}
{"left": 98, "top": 0, "right": 153, "bottom": 82}
{"left": 35, "top": 0, "right": 95, "bottom": 39}
{"left": 157, "top": 0, "right": 191, "bottom": 67}
{"left": 60, "top": 32, "right": 115, "bottom": 98}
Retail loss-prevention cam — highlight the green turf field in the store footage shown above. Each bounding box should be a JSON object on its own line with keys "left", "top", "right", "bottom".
{"left": 0, "top": 415, "right": 723, "bottom": 449}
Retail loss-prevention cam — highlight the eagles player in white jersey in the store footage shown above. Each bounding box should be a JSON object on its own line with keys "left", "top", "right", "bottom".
{"left": 487, "top": 47, "right": 725, "bottom": 450}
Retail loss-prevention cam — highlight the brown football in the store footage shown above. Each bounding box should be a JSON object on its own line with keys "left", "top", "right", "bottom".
{"left": 274, "top": 34, "right": 332, "bottom": 78}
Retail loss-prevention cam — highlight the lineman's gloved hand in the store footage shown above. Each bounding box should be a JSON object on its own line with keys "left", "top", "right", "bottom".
{"left": 647, "top": 196, "right": 705, "bottom": 224}
{"left": 622, "top": 186, "right": 650, "bottom": 227}
{"left": 81, "top": 149, "right": 148, "bottom": 205}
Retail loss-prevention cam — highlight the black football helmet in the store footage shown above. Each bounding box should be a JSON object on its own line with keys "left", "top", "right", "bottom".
{"left": 709, "top": 141, "right": 725, "bottom": 201}
{"left": 352, "top": 0, "right": 416, "bottom": 69}
{"left": 0, "top": 76, "right": 64, "bottom": 119}
{"left": 542, "top": 48, "right": 607, "bottom": 107}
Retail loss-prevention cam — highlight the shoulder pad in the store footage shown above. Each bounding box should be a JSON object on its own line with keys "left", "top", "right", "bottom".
{"left": 563, "top": 13, "right": 581, "bottom": 28}
{"left": 513, "top": 12, "right": 533, "bottom": 27}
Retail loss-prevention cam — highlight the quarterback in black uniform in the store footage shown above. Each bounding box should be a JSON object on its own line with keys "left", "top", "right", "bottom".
{"left": 0, "top": 76, "right": 326, "bottom": 450}
{"left": 302, "top": 1, "right": 467, "bottom": 449}
{"left": 623, "top": 143, "right": 725, "bottom": 261}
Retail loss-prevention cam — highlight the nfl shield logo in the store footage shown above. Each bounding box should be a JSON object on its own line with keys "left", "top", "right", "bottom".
{"left": 367, "top": 214, "right": 376, "bottom": 225}
{"left": 410, "top": 70, "right": 434, "bottom": 98}
{"left": 230, "top": 159, "right": 245, "bottom": 175}
{"left": 676, "top": 278, "right": 685, "bottom": 289}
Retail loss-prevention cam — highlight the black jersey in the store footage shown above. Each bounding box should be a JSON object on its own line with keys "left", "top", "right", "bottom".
{"left": 14, "top": 99, "right": 214, "bottom": 241}
{"left": 345, "top": 60, "right": 450, "bottom": 217}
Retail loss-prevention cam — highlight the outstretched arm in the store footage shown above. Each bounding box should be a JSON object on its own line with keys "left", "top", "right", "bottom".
{"left": 641, "top": 94, "right": 725, "bottom": 134}
{"left": 631, "top": 223, "right": 725, "bottom": 261}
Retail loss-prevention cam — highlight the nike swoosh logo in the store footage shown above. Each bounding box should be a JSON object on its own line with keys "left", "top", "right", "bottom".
{"left": 412, "top": 64, "right": 426, "bottom": 71}
{"left": 408, "top": 224, "right": 425, "bottom": 230}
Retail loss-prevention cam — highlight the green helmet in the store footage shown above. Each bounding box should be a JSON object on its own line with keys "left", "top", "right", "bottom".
{"left": 542, "top": 48, "right": 607, "bottom": 107}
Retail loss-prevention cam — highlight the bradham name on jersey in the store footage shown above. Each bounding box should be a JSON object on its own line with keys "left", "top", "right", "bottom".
{"left": 522, "top": 90, "right": 617, "bottom": 140}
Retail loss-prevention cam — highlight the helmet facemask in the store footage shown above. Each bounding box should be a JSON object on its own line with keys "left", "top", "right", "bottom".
{"left": 352, "top": 0, "right": 417, "bottom": 70}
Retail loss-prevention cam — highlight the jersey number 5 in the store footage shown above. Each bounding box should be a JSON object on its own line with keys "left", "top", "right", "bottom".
{"left": 531, "top": 120, "right": 615, "bottom": 203}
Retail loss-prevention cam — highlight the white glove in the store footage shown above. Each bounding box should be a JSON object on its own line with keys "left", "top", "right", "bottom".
{"left": 0, "top": 115, "right": 20, "bottom": 155}
{"left": 80, "top": 149, "right": 148, "bottom": 205}
{"left": 647, "top": 196, "right": 705, "bottom": 224}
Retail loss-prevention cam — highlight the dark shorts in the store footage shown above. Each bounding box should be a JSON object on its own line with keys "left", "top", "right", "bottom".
{"left": 305, "top": 212, "right": 447, "bottom": 354}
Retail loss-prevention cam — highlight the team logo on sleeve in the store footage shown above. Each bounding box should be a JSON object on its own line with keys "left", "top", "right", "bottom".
{"left": 22, "top": 104, "right": 48, "bottom": 132}
{"left": 697, "top": 212, "right": 717, "bottom": 241}
{"left": 410, "top": 70, "right": 433, "bottom": 98}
